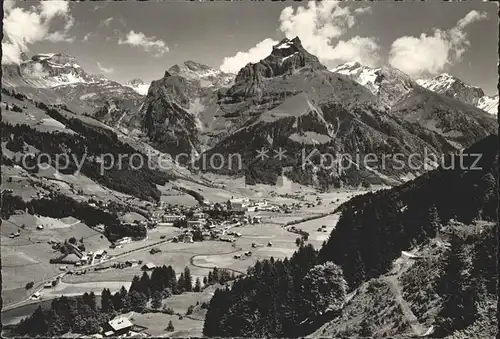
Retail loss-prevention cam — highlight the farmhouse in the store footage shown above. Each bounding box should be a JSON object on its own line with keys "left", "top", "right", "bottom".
{"left": 57, "top": 253, "right": 80, "bottom": 264}
{"left": 230, "top": 198, "right": 250, "bottom": 212}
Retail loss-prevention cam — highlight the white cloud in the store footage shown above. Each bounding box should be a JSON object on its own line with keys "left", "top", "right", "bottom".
{"left": 220, "top": 38, "right": 279, "bottom": 73}
{"left": 220, "top": 2, "right": 378, "bottom": 73}
{"left": 83, "top": 33, "right": 92, "bottom": 42}
{"left": 46, "top": 31, "right": 76, "bottom": 43}
{"left": 2, "top": 1, "right": 75, "bottom": 64}
{"left": 389, "top": 10, "right": 487, "bottom": 77}
{"left": 329, "top": 36, "right": 380, "bottom": 67}
{"left": 97, "top": 61, "right": 114, "bottom": 74}
{"left": 118, "top": 30, "right": 169, "bottom": 57}
{"left": 354, "top": 7, "right": 372, "bottom": 15}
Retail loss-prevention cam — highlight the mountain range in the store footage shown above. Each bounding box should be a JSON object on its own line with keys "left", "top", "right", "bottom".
{"left": 330, "top": 62, "right": 498, "bottom": 115}
{"left": 1, "top": 37, "right": 497, "bottom": 188}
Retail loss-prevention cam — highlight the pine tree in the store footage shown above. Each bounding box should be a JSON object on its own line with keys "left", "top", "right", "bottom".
{"left": 128, "top": 291, "right": 147, "bottom": 313}
{"left": 184, "top": 267, "right": 193, "bottom": 291}
{"left": 129, "top": 275, "right": 141, "bottom": 293}
{"left": 194, "top": 277, "right": 202, "bottom": 292}
{"left": 101, "top": 288, "right": 114, "bottom": 313}
{"left": 177, "top": 273, "right": 185, "bottom": 294}
{"left": 203, "top": 276, "right": 208, "bottom": 285}
{"left": 151, "top": 291, "right": 162, "bottom": 310}
{"left": 428, "top": 204, "right": 441, "bottom": 237}
{"left": 435, "top": 235, "right": 477, "bottom": 336}
{"left": 140, "top": 271, "right": 151, "bottom": 298}
{"left": 166, "top": 320, "right": 175, "bottom": 332}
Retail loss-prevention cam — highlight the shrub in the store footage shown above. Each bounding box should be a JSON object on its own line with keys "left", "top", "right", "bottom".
{"left": 25, "top": 282, "right": 34, "bottom": 290}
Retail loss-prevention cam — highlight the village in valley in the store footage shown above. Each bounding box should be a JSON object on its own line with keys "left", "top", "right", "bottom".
{"left": 2, "top": 163, "right": 370, "bottom": 337}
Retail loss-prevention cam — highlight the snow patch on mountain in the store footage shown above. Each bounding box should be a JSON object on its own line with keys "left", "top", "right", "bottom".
{"left": 167, "top": 61, "right": 234, "bottom": 89}
{"left": 477, "top": 95, "right": 498, "bottom": 115}
{"left": 330, "top": 62, "right": 381, "bottom": 95}
{"left": 124, "top": 79, "right": 150, "bottom": 95}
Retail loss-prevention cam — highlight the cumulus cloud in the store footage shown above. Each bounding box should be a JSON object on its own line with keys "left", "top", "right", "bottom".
{"left": 2, "top": 1, "right": 75, "bottom": 64}
{"left": 118, "top": 30, "right": 169, "bottom": 57}
{"left": 389, "top": 10, "right": 487, "bottom": 77}
{"left": 97, "top": 61, "right": 114, "bottom": 74}
{"left": 329, "top": 36, "right": 380, "bottom": 67}
{"left": 220, "top": 38, "right": 279, "bottom": 73}
{"left": 220, "top": 2, "right": 378, "bottom": 73}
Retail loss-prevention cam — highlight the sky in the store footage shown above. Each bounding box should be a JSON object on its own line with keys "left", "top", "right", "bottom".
{"left": 2, "top": 0, "right": 498, "bottom": 95}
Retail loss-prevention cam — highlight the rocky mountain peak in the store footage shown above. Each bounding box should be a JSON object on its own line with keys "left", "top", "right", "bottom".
{"left": 124, "top": 78, "right": 150, "bottom": 95}
{"left": 126, "top": 78, "right": 145, "bottom": 86}
{"left": 232, "top": 36, "right": 326, "bottom": 94}
{"left": 417, "top": 73, "right": 485, "bottom": 106}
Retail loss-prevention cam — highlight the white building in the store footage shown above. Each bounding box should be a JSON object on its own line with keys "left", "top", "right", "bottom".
{"left": 230, "top": 198, "right": 250, "bottom": 212}
{"left": 162, "top": 215, "right": 183, "bottom": 223}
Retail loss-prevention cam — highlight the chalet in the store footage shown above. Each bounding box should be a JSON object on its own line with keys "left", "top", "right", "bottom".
{"left": 103, "top": 317, "right": 134, "bottom": 337}
{"left": 141, "top": 263, "right": 156, "bottom": 271}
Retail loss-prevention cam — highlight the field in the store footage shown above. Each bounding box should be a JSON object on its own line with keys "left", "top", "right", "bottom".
{"left": 1, "top": 212, "right": 111, "bottom": 305}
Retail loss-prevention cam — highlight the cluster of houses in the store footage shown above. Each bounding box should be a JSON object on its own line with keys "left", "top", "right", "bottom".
{"left": 51, "top": 245, "right": 107, "bottom": 267}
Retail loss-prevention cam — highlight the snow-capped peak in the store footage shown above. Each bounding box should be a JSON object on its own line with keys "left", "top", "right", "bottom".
{"left": 15, "top": 53, "right": 104, "bottom": 88}
{"left": 167, "top": 61, "right": 234, "bottom": 88}
{"left": 124, "top": 78, "right": 150, "bottom": 95}
{"left": 330, "top": 62, "right": 417, "bottom": 108}
{"left": 416, "top": 73, "right": 496, "bottom": 113}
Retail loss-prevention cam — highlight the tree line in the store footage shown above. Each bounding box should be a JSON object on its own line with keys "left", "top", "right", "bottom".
{"left": 15, "top": 265, "right": 235, "bottom": 336}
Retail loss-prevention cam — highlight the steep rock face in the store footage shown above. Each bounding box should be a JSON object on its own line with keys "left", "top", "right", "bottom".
{"left": 228, "top": 37, "right": 326, "bottom": 100}
{"left": 138, "top": 71, "right": 217, "bottom": 156}
{"left": 168, "top": 61, "right": 234, "bottom": 89}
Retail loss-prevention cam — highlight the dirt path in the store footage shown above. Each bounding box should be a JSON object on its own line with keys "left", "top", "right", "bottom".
{"left": 382, "top": 255, "right": 428, "bottom": 337}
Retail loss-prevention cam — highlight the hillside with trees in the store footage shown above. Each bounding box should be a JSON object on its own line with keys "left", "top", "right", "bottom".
{"left": 203, "top": 135, "right": 498, "bottom": 338}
